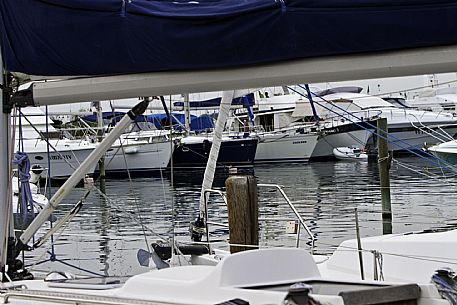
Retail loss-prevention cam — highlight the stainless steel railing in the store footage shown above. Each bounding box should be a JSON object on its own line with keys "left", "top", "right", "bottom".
{"left": 202, "top": 183, "right": 315, "bottom": 253}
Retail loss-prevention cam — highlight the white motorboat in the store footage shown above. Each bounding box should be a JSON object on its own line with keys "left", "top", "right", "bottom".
{"left": 427, "top": 140, "right": 457, "bottom": 165}
{"left": 333, "top": 146, "right": 368, "bottom": 161}
{"left": 406, "top": 87, "right": 457, "bottom": 113}
{"left": 311, "top": 88, "right": 457, "bottom": 154}
{"left": 18, "top": 138, "right": 97, "bottom": 179}
{"left": 14, "top": 108, "right": 97, "bottom": 178}
{"left": 243, "top": 91, "right": 374, "bottom": 160}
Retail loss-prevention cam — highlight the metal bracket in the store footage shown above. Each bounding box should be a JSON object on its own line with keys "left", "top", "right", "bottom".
{"left": 10, "top": 87, "right": 34, "bottom": 108}
{"left": 2, "top": 86, "right": 12, "bottom": 113}
{"left": 2, "top": 74, "right": 35, "bottom": 112}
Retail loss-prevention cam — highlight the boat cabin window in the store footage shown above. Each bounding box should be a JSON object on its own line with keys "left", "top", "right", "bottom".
{"left": 259, "top": 114, "right": 274, "bottom": 131}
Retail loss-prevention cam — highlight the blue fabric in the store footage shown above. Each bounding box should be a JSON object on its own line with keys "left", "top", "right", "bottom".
{"left": 12, "top": 152, "right": 35, "bottom": 222}
{"left": 174, "top": 93, "right": 255, "bottom": 108}
{"left": 145, "top": 113, "right": 195, "bottom": 129}
{"left": 141, "top": 113, "right": 212, "bottom": 131}
{"left": 1, "top": 0, "right": 457, "bottom": 76}
{"left": 190, "top": 115, "right": 214, "bottom": 131}
{"left": 81, "top": 112, "right": 126, "bottom": 122}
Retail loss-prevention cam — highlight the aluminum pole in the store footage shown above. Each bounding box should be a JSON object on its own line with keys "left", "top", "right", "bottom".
{"left": 183, "top": 93, "right": 191, "bottom": 135}
{"left": 199, "top": 90, "right": 236, "bottom": 217}
{"left": 0, "top": 56, "right": 13, "bottom": 277}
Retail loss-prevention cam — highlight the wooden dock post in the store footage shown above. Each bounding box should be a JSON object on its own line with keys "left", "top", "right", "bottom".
{"left": 225, "top": 174, "right": 259, "bottom": 254}
{"left": 95, "top": 101, "right": 106, "bottom": 193}
{"left": 98, "top": 156, "right": 106, "bottom": 193}
{"left": 377, "top": 118, "right": 392, "bottom": 235}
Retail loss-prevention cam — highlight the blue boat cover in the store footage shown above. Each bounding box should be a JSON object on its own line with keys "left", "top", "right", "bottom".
{"left": 174, "top": 93, "right": 255, "bottom": 108}
{"left": 146, "top": 113, "right": 214, "bottom": 131}
{"left": 109, "top": 112, "right": 214, "bottom": 131}
{"left": 1, "top": 0, "right": 457, "bottom": 76}
{"left": 81, "top": 111, "right": 126, "bottom": 122}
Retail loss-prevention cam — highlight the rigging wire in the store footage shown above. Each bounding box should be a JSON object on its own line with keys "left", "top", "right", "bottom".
{"left": 289, "top": 84, "right": 457, "bottom": 174}
{"left": 19, "top": 106, "right": 173, "bottom": 274}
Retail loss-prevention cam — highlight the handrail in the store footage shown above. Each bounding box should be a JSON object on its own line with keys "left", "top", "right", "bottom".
{"left": 203, "top": 189, "right": 227, "bottom": 253}
{"left": 258, "top": 184, "right": 315, "bottom": 252}
{"left": 2, "top": 289, "right": 169, "bottom": 305}
{"left": 202, "top": 184, "right": 315, "bottom": 253}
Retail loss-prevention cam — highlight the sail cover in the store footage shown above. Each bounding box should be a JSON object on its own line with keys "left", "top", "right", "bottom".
{"left": 1, "top": 0, "right": 457, "bottom": 77}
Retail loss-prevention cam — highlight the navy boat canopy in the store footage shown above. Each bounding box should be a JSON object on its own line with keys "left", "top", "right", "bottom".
{"left": 108, "top": 112, "right": 214, "bottom": 131}
{"left": 1, "top": 0, "right": 457, "bottom": 77}
{"left": 81, "top": 111, "right": 126, "bottom": 122}
{"left": 146, "top": 113, "right": 214, "bottom": 131}
{"left": 174, "top": 93, "right": 255, "bottom": 108}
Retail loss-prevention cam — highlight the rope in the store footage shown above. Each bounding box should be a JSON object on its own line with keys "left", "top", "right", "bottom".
{"left": 12, "top": 152, "right": 36, "bottom": 223}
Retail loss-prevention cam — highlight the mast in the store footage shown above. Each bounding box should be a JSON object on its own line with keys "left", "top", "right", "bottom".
{"left": 304, "top": 84, "right": 320, "bottom": 123}
{"left": 0, "top": 55, "right": 12, "bottom": 279}
{"left": 199, "top": 90, "right": 236, "bottom": 217}
{"left": 183, "top": 93, "right": 191, "bottom": 135}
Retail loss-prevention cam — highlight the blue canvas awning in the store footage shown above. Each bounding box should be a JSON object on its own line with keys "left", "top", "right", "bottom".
{"left": 174, "top": 93, "right": 255, "bottom": 108}
{"left": 81, "top": 112, "right": 126, "bottom": 122}
{"left": 2, "top": 0, "right": 457, "bottom": 77}
{"left": 108, "top": 113, "right": 214, "bottom": 131}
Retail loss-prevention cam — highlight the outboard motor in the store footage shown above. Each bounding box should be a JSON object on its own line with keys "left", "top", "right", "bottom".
{"left": 190, "top": 216, "right": 205, "bottom": 242}
{"left": 30, "top": 164, "right": 44, "bottom": 184}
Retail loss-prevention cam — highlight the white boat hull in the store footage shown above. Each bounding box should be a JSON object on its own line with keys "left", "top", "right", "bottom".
{"left": 102, "top": 140, "right": 172, "bottom": 174}
{"left": 333, "top": 147, "right": 368, "bottom": 161}
{"left": 427, "top": 140, "right": 457, "bottom": 164}
{"left": 318, "top": 229, "right": 457, "bottom": 284}
{"left": 366, "top": 123, "right": 457, "bottom": 153}
{"left": 2, "top": 247, "right": 447, "bottom": 305}
{"left": 19, "top": 139, "right": 97, "bottom": 178}
{"left": 311, "top": 129, "right": 371, "bottom": 159}
{"left": 254, "top": 130, "right": 318, "bottom": 163}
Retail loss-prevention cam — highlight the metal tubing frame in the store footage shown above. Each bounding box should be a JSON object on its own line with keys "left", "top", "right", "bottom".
{"left": 258, "top": 183, "right": 316, "bottom": 252}
{"left": 203, "top": 188, "right": 227, "bottom": 253}
{"left": 202, "top": 185, "right": 315, "bottom": 252}
{"left": 2, "top": 290, "right": 169, "bottom": 305}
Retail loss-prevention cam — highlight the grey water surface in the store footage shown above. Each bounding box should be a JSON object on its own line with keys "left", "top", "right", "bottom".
{"left": 23, "top": 157, "right": 457, "bottom": 278}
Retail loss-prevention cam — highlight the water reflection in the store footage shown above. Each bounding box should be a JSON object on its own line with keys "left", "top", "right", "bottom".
{"left": 24, "top": 157, "right": 457, "bottom": 277}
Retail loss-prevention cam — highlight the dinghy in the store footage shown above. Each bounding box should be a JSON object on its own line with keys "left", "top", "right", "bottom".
{"left": 333, "top": 147, "right": 368, "bottom": 161}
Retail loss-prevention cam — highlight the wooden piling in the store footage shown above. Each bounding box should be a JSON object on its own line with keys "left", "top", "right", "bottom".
{"left": 96, "top": 102, "right": 106, "bottom": 193}
{"left": 376, "top": 118, "right": 392, "bottom": 234}
{"left": 98, "top": 156, "right": 106, "bottom": 193}
{"left": 225, "top": 174, "right": 259, "bottom": 253}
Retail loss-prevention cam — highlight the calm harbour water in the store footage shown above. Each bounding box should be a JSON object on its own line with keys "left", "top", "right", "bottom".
{"left": 23, "top": 157, "right": 457, "bottom": 278}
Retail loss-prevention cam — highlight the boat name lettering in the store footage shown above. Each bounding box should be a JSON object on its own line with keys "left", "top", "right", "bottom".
{"left": 292, "top": 140, "right": 307, "bottom": 144}
{"left": 50, "top": 155, "right": 72, "bottom": 160}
